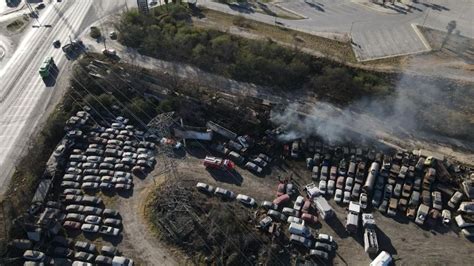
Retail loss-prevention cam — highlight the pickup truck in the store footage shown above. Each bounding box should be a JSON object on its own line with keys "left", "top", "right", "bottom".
{"left": 203, "top": 156, "right": 234, "bottom": 170}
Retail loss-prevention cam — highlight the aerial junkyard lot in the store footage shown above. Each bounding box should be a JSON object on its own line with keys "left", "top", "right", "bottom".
{"left": 2, "top": 49, "right": 473, "bottom": 265}
{"left": 7, "top": 109, "right": 151, "bottom": 265}
{"left": 138, "top": 104, "right": 473, "bottom": 266}
{"left": 5, "top": 94, "right": 474, "bottom": 265}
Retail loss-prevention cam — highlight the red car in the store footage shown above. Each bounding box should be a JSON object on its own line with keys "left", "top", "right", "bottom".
{"left": 273, "top": 194, "right": 290, "bottom": 205}
{"left": 301, "top": 213, "right": 318, "bottom": 224}
{"left": 203, "top": 156, "right": 234, "bottom": 170}
{"left": 276, "top": 183, "right": 286, "bottom": 197}
{"left": 301, "top": 199, "right": 312, "bottom": 213}
{"left": 63, "top": 221, "right": 81, "bottom": 230}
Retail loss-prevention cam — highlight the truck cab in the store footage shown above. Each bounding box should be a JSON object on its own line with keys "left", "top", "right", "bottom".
{"left": 39, "top": 57, "right": 55, "bottom": 78}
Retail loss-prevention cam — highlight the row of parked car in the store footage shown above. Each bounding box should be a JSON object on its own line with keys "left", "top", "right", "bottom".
{"left": 211, "top": 142, "right": 273, "bottom": 175}
{"left": 20, "top": 112, "right": 140, "bottom": 265}
{"left": 197, "top": 180, "right": 337, "bottom": 262}
{"left": 60, "top": 133, "right": 156, "bottom": 193}
{"left": 21, "top": 239, "right": 133, "bottom": 265}
{"left": 196, "top": 182, "right": 257, "bottom": 207}
{"left": 307, "top": 148, "right": 468, "bottom": 228}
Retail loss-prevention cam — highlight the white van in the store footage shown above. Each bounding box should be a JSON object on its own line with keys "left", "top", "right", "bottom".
{"left": 288, "top": 222, "right": 311, "bottom": 238}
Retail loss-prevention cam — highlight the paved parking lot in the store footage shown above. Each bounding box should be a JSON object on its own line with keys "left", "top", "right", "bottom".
{"left": 200, "top": 0, "right": 474, "bottom": 61}
{"left": 351, "top": 23, "right": 429, "bottom": 61}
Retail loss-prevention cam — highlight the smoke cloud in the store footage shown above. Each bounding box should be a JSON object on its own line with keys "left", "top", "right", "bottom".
{"left": 270, "top": 58, "right": 474, "bottom": 151}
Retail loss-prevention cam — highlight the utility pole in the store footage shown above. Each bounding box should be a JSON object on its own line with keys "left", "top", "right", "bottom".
{"left": 26, "top": 2, "right": 41, "bottom": 27}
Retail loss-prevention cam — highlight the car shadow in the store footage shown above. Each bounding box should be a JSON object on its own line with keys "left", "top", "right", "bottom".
{"left": 207, "top": 168, "right": 243, "bottom": 186}
{"left": 43, "top": 64, "right": 59, "bottom": 87}
{"left": 102, "top": 234, "right": 123, "bottom": 245}
{"left": 227, "top": 3, "right": 255, "bottom": 14}
{"left": 304, "top": 0, "right": 325, "bottom": 12}
{"left": 325, "top": 216, "right": 348, "bottom": 239}
{"left": 392, "top": 213, "right": 410, "bottom": 224}
{"left": 185, "top": 145, "right": 208, "bottom": 159}
{"left": 83, "top": 232, "right": 101, "bottom": 241}
{"left": 101, "top": 189, "right": 117, "bottom": 198}
{"left": 257, "top": 2, "right": 276, "bottom": 17}
{"left": 375, "top": 226, "right": 398, "bottom": 255}
{"left": 117, "top": 189, "right": 134, "bottom": 198}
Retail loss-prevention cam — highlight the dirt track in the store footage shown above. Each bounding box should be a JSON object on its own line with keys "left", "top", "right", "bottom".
{"left": 116, "top": 169, "right": 180, "bottom": 266}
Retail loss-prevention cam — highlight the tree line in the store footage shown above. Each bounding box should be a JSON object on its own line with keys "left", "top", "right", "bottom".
{"left": 117, "top": 5, "right": 390, "bottom": 104}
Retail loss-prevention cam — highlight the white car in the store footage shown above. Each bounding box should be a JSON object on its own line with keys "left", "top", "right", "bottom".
{"left": 214, "top": 187, "right": 235, "bottom": 199}
{"left": 287, "top": 216, "right": 303, "bottom": 224}
{"left": 293, "top": 196, "right": 304, "bottom": 211}
{"left": 334, "top": 189, "right": 343, "bottom": 203}
{"left": 23, "top": 250, "right": 45, "bottom": 261}
{"left": 261, "top": 201, "right": 278, "bottom": 210}
{"left": 316, "top": 233, "right": 334, "bottom": 244}
{"left": 102, "top": 48, "right": 117, "bottom": 56}
{"left": 100, "top": 225, "right": 120, "bottom": 236}
{"left": 432, "top": 191, "right": 443, "bottom": 210}
{"left": 359, "top": 193, "right": 368, "bottom": 209}
{"left": 82, "top": 182, "right": 99, "bottom": 190}
{"left": 81, "top": 223, "right": 100, "bottom": 233}
{"left": 236, "top": 194, "right": 256, "bottom": 207}
{"left": 112, "top": 256, "right": 134, "bottom": 266}
{"left": 282, "top": 207, "right": 299, "bottom": 217}
{"left": 327, "top": 180, "right": 335, "bottom": 196}
{"left": 442, "top": 209, "right": 451, "bottom": 225}
{"left": 196, "top": 182, "right": 215, "bottom": 194}
{"left": 83, "top": 175, "right": 101, "bottom": 183}
{"left": 343, "top": 191, "right": 351, "bottom": 204}
{"left": 85, "top": 215, "right": 102, "bottom": 225}
{"left": 319, "top": 180, "right": 327, "bottom": 196}
{"left": 344, "top": 177, "right": 354, "bottom": 192}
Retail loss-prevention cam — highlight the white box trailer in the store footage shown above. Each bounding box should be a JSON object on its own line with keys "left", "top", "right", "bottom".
{"left": 370, "top": 251, "right": 392, "bottom": 266}
{"left": 313, "top": 196, "right": 334, "bottom": 220}
{"left": 364, "top": 228, "right": 379, "bottom": 254}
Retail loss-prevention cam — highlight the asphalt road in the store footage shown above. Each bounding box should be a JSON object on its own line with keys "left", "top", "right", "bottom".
{"left": 199, "top": 0, "right": 474, "bottom": 61}
{"left": 0, "top": 0, "right": 136, "bottom": 196}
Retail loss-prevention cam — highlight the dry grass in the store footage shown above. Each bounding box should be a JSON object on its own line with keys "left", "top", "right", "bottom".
{"left": 194, "top": 9, "right": 357, "bottom": 63}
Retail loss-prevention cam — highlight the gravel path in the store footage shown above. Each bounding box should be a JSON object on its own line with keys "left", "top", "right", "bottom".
{"left": 117, "top": 173, "right": 179, "bottom": 266}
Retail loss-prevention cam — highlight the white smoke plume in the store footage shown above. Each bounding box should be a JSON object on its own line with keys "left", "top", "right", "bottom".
{"left": 270, "top": 62, "right": 474, "bottom": 151}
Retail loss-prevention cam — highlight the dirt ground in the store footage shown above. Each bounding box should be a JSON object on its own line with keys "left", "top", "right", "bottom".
{"left": 175, "top": 147, "right": 474, "bottom": 265}
{"left": 105, "top": 163, "right": 185, "bottom": 265}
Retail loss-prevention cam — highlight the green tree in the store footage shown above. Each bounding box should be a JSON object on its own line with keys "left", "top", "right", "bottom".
{"left": 90, "top": 26, "right": 101, "bottom": 39}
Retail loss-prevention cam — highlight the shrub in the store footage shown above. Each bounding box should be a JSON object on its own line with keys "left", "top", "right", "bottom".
{"left": 232, "top": 15, "right": 251, "bottom": 28}
{"left": 90, "top": 26, "right": 101, "bottom": 39}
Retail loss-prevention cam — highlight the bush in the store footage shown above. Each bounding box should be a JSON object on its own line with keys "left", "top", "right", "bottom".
{"left": 116, "top": 5, "right": 388, "bottom": 104}
{"left": 90, "top": 26, "right": 101, "bottom": 39}
{"left": 232, "top": 16, "right": 251, "bottom": 28}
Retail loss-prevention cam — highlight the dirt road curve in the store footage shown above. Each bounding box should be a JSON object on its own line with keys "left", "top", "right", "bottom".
{"left": 117, "top": 175, "right": 178, "bottom": 266}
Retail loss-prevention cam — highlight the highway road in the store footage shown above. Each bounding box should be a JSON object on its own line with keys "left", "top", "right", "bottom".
{"left": 0, "top": 0, "right": 135, "bottom": 196}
